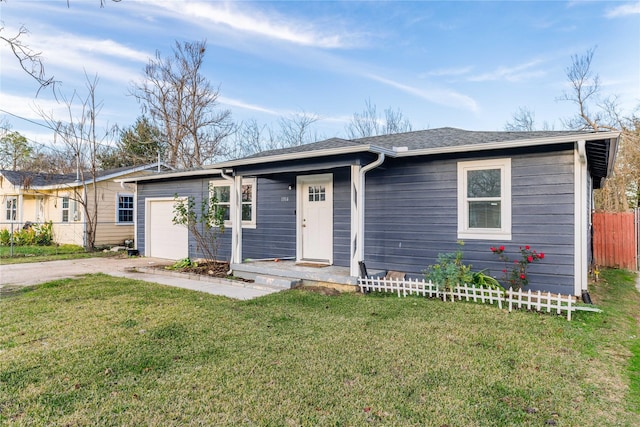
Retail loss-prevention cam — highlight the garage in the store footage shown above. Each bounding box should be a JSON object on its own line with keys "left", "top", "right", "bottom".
{"left": 145, "top": 198, "right": 188, "bottom": 260}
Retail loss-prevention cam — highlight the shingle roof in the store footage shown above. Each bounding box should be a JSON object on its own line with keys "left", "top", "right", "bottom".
{"left": 354, "top": 127, "right": 582, "bottom": 150}
{"left": 242, "top": 137, "right": 361, "bottom": 159}
{"left": 0, "top": 170, "right": 76, "bottom": 187}
{"left": 0, "top": 164, "right": 165, "bottom": 189}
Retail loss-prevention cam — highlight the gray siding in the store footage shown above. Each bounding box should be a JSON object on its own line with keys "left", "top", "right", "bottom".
{"left": 243, "top": 175, "right": 296, "bottom": 260}
{"left": 363, "top": 149, "right": 576, "bottom": 294}
{"left": 136, "top": 178, "right": 232, "bottom": 260}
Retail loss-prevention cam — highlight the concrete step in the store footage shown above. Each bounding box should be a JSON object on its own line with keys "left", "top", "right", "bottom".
{"left": 254, "top": 274, "right": 301, "bottom": 290}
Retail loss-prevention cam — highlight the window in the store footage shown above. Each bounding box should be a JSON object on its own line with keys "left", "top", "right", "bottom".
{"left": 457, "top": 159, "right": 511, "bottom": 240}
{"left": 117, "top": 194, "right": 134, "bottom": 224}
{"left": 308, "top": 185, "right": 326, "bottom": 202}
{"left": 210, "top": 178, "right": 256, "bottom": 227}
{"left": 61, "top": 197, "right": 78, "bottom": 223}
{"left": 61, "top": 197, "right": 70, "bottom": 223}
{"left": 5, "top": 197, "right": 17, "bottom": 221}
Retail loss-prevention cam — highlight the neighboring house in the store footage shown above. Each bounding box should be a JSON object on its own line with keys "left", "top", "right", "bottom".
{"left": 120, "top": 128, "right": 619, "bottom": 296}
{"left": 0, "top": 163, "right": 169, "bottom": 247}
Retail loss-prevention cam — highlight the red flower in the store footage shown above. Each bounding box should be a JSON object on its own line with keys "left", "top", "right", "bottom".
{"left": 527, "top": 256, "right": 533, "bottom": 263}
{"left": 520, "top": 274, "right": 526, "bottom": 279}
{"left": 525, "top": 245, "right": 530, "bottom": 250}
{"left": 539, "top": 253, "right": 545, "bottom": 259}
{"left": 490, "top": 247, "right": 496, "bottom": 252}
{"left": 499, "top": 245, "right": 505, "bottom": 251}
{"left": 502, "top": 269, "right": 507, "bottom": 273}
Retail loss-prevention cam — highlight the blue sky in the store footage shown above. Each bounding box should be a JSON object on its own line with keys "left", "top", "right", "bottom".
{"left": 1, "top": 0, "right": 638, "bottom": 148}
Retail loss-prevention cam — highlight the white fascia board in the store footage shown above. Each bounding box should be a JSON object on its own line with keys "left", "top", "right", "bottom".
{"left": 393, "top": 131, "right": 621, "bottom": 158}
{"left": 212, "top": 145, "right": 395, "bottom": 169}
{"left": 32, "top": 163, "right": 169, "bottom": 190}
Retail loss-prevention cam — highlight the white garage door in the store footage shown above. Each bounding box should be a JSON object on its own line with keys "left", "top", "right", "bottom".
{"left": 146, "top": 198, "right": 188, "bottom": 260}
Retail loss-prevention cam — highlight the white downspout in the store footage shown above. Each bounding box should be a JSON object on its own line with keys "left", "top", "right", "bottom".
{"left": 220, "top": 170, "right": 239, "bottom": 275}
{"left": 574, "top": 140, "right": 587, "bottom": 296}
{"left": 352, "top": 153, "right": 385, "bottom": 277}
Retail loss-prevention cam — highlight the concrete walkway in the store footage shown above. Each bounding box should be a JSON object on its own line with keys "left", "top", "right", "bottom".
{"left": 0, "top": 256, "right": 281, "bottom": 300}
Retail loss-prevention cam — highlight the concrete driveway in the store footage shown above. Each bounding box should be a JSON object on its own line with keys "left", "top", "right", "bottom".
{"left": 0, "top": 256, "right": 280, "bottom": 300}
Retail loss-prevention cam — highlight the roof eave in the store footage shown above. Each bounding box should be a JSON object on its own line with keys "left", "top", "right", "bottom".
{"left": 210, "top": 144, "right": 394, "bottom": 169}
{"left": 118, "top": 168, "right": 225, "bottom": 184}
{"left": 393, "top": 131, "right": 622, "bottom": 158}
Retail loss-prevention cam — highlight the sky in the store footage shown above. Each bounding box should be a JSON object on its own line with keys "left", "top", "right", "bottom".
{"left": 0, "top": 0, "right": 639, "bottom": 150}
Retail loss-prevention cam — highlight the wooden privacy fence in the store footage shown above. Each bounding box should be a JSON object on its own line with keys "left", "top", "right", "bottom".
{"left": 358, "top": 276, "right": 601, "bottom": 321}
{"left": 592, "top": 211, "right": 638, "bottom": 270}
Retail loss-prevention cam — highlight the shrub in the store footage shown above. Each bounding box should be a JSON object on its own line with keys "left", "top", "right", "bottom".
{"left": 490, "top": 245, "right": 545, "bottom": 290}
{"left": 424, "top": 242, "right": 473, "bottom": 291}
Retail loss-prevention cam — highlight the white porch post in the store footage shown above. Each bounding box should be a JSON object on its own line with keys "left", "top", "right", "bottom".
{"left": 350, "top": 165, "right": 361, "bottom": 277}
{"left": 574, "top": 140, "right": 588, "bottom": 296}
{"left": 231, "top": 175, "right": 243, "bottom": 264}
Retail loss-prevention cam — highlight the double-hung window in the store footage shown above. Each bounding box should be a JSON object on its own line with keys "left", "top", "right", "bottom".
{"left": 61, "top": 196, "right": 79, "bottom": 223}
{"left": 209, "top": 178, "right": 256, "bottom": 228}
{"left": 61, "top": 197, "right": 70, "bottom": 223}
{"left": 5, "top": 197, "right": 17, "bottom": 222}
{"left": 457, "top": 159, "right": 511, "bottom": 240}
{"left": 117, "top": 194, "right": 134, "bottom": 224}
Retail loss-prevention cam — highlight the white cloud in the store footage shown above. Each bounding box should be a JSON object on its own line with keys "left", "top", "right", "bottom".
{"left": 605, "top": 2, "right": 640, "bottom": 18}
{"left": 218, "top": 97, "right": 280, "bottom": 116}
{"left": 145, "top": 0, "right": 353, "bottom": 49}
{"left": 1, "top": 25, "right": 150, "bottom": 86}
{"left": 422, "top": 66, "right": 474, "bottom": 78}
{"left": 366, "top": 74, "right": 479, "bottom": 112}
{"left": 468, "top": 59, "right": 547, "bottom": 83}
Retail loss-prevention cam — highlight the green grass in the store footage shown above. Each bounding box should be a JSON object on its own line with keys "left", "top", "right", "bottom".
{"left": 0, "top": 269, "right": 638, "bottom": 426}
{"left": 0, "top": 245, "right": 116, "bottom": 264}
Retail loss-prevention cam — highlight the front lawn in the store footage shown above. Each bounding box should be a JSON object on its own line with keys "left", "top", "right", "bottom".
{"left": 1, "top": 270, "right": 638, "bottom": 426}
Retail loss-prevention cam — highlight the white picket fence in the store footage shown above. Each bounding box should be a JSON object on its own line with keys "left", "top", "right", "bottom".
{"left": 358, "top": 276, "right": 601, "bottom": 321}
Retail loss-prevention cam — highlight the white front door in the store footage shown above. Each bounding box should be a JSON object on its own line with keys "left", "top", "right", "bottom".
{"left": 297, "top": 174, "right": 333, "bottom": 264}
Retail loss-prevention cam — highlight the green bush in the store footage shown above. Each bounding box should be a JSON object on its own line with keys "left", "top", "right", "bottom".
{"left": 1, "top": 222, "right": 54, "bottom": 247}
{"left": 0, "top": 229, "right": 10, "bottom": 245}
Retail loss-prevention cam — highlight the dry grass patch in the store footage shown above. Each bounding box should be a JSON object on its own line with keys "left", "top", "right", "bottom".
{"left": 1, "top": 271, "right": 638, "bottom": 426}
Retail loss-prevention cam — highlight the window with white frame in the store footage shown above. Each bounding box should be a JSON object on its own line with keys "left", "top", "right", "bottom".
{"left": 117, "top": 194, "right": 134, "bottom": 224}
{"left": 61, "top": 197, "right": 78, "bottom": 223}
{"left": 457, "top": 158, "right": 511, "bottom": 240}
{"left": 61, "top": 197, "right": 70, "bottom": 223}
{"left": 209, "top": 178, "right": 256, "bottom": 227}
{"left": 5, "top": 197, "right": 17, "bottom": 221}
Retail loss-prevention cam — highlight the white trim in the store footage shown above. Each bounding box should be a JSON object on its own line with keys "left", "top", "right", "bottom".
{"left": 457, "top": 158, "right": 512, "bottom": 240}
{"left": 115, "top": 193, "right": 135, "bottom": 225}
{"left": 297, "top": 173, "right": 334, "bottom": 264}
{"left": 144, "top": 196, "right": 187, "bottom": 259}
{"left": 574, "top": 140, "right": 588, "bottom": 296}
{"left": 209, "top": 177, "right": 256, "bottom": 229}
{"left": 350, "top": 165, "right": 361, "bottom": 277}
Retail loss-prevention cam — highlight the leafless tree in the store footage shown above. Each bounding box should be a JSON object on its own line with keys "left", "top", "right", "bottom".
{"left": 277, "top": 111, "right": 320, "bottom": 147}
{"left": 36, "top": 73, "right": 115, "bottom": 249}
{"left": 345, "top": 99, "right": 412, "bottom": 139}
{"left": 0, "top": 24, "right": 56, "bottom": 94}
{"left": 504, "top": 107, "right": 536, "bottom": 131}
{"left": 131, "top": 40, "right": 234, "bottom": 168}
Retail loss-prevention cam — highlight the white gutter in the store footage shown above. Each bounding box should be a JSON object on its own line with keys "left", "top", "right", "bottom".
{"left": 354, "top": 153, "right": 385, "bottom": 276}
{"left": 220, "top": 170, "right": 238, "bottom": 275}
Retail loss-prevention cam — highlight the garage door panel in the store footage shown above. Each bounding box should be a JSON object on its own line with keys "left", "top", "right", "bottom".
{"left": 146, "top": 199, "right": 188, "bottom": 260}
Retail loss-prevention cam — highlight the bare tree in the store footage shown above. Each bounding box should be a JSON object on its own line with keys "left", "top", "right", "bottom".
{"left": 345, "top": 99, "right": 412, "bottom": 139}
{"left": 0, "top": 24, "right": 56, "bottom": 93}
{"left": 36, "top": 73, "right": 114, "bottom": 249}
{"left": 277, "top": 111, "right": 320, "bottom": 147}
{"left": 504, "top": 107, "right": 536, "bottom": 131}
{"left": 131, "top": 40, "right": 234, "bottom": 168}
